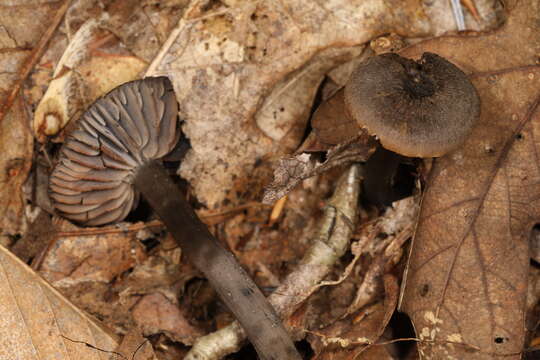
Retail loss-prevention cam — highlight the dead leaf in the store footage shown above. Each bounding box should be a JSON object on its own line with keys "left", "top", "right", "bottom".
{"left": 0, "top": 244, "right": 119, "bottom": 359}
{"left": 399, "top": 1, "right": 540, "bottom": 358}
{"left": 10, "top": 210, "right": 55, "bottom": 264}
{"left": 402, "top": 66, "right": 539, "bottom": 359}
{"left": 309, "top": 274, "right": 399, "bottom": 359}
{"left": 132, "top": 292, "right": 204, "bottom": 345}
{"left": 39, "top": 221, "right": 147, "bottom": 287}
{"left": 263, "top": 137, "right": 376, "bottom": 203}
{"left": 32, "top": 18, "right": 98, "bottom": 142}
{"left": 256, "top": 46, "right": 365, "bottom": 153}
{"left": 311, "top": 88, "right": 358, "bottom": 147}
{"left": 0, "top": 0, "right": 58, "bottom": 244}
{"left": 115, "top": 328, "right": 157, "bottom": 360}
{"left": 150, "top": 0, "right": 443, "bottom": 208}
{"left": 0, "top": 97, "right": 32, "bottom": 245}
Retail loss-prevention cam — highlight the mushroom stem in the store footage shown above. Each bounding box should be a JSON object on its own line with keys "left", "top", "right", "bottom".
{"left": 134, "top": 160, "right": 301, "bottom": 360}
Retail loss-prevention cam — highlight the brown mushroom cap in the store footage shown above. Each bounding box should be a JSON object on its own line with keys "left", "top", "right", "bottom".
{"left": 48, "top": 77, "right": 179, "bottom": 226}
{"left": 344, "top": 52, "right": 480, "bottom": 157}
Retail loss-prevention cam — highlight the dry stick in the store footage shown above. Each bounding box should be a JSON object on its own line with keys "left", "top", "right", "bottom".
{"left": 0, "top": 0, "right": 71, "bottom": 123}
{"left": 54, "top": 203, "right": 266, "bottom": 237}
{"left": 186, "top": 164, "right": 363, "bottom": 360}
{"left": 135, "top": 161, "right": 301, "bottom": 360}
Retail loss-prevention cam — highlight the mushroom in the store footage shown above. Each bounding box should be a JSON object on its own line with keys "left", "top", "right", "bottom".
{"left": 311, "top": 52, "right": 480, "bottom": 158}
{"left": 343, "top": 52, "right": 480, "bottom": 157}
{"left": 48, "top": 77, "right": 301, "bottom": 360}
{"left": 307, "top": 52, "right": 480, "bottom": 205}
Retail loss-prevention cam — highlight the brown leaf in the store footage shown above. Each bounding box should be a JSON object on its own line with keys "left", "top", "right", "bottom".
{"left": 309, "top": 275, "right": 399, "bottom": 359}
{"left": 0, "top": 0, "right": 57, "bottom": 243}
{"left": 399, "top": 1, "right": 540, "bottom": 358}
{"left": 0, "top": 244, "right": 119, "bottom": 358}
{"left": 132, "top": 292, "right": 204, "bottom": 345}
{"left": 116, "top": 328, "right": 157, "bottom": 360}
{"left": 39, "top": 221, "right": 147, "bottom": 287}
{"left": 0, "top": 97, "right": 32, "bottom": 243}
{"left": 256, "top": 46, "right": 366, "bottom": 152}
{"left": 263, "top": 137, "right": 375, "bottom": 203}
{"left": 151, "top": 0, "right": 441, "bottom": 208}
{"left": 311, "top": 88, "right": 359, "bottom": 147}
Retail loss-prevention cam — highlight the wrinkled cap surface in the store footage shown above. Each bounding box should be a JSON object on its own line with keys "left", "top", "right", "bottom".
{"left": 49, "top": 77, "right": 179, "bottom": 226}
{"left": 344, "top": 52, "right": 480, "bottom": 157}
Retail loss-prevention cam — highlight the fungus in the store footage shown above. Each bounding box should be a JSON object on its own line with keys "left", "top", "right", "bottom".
{"left": 306, "top": 52, "right": 480, "bottom": 205}
{"left": 343, "top": 52, "right": 480, "bottom": 158}
{"left": 48, "top": 77, "right": 301, "bottom": 360}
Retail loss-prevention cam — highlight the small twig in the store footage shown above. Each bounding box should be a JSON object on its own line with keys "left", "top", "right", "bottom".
{"left": 54, "top": 202, "right": 269, "bottom": 237}
{"left": 60, "top": 335, "right": 126, "bottom": 359}
{"left": 0, "top": 0, "right": 71, "bottom": 124}
{"left": 55, "top": 219, "right": 164, "bottom": 238}
{"left": 301, "top": 240, "right": 363, "bottom": 299}
{"left": 131, "top": 339, "right": 150, "bottom": 360}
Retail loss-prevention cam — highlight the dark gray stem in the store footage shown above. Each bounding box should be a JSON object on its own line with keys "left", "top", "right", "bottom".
{"left": 134, "top": 161, "right": 301, "bottom": 360}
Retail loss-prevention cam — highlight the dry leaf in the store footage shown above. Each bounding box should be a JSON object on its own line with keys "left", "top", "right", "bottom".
{"left": 309, "top": 275, "right": 399, "bottom": 359}
{"left": 399, "top": 1, "right": 540, "bottom": 358}
{"left": 150, "top": 0, "right": 439, "bottom": 208}
{"left": 255, "top": 46, "right": 365, "bottom": 152}
{"left": 263, "top": 137, "right": 375, "bottom": 203}
{"left": 0, "top": 1, "right": 57, "bottom": 244}
{"left": 132, "top": 292, "right": 204, "bottom": 345}
{"left": 0, "top": 97, "right": 32, "bottom": 246}
{"left": 0, "top": 244, "right": 118, "bottom": 359}
{"left": 39, "top": 221, "right": 147, "bottom": 287}
{"left": 32, "top": 18, "right": 98, "bottom": 142}
{"left": 115, "top": 328, "right": 157, "bottom": 360}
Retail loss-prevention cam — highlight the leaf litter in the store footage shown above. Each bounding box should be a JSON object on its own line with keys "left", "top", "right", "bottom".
{"left": 1, "top": 0, "right": 539, "bottom": 359}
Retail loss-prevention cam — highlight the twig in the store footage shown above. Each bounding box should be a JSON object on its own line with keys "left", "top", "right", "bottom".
{"left": 60, "top": 335, "right": 125, "bottom": 359}
{"left": 54, "top": 202, "right": 268, "bottom": 237}
{"left": 0, "top": 0, "right": 71, "bottom": 124}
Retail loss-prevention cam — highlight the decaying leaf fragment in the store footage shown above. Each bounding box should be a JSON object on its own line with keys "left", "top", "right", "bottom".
{"left": 0, "top": 98, "right": 32, "bottom": 245}
{"left": 33, "top": 19, "right": 98, "bottom": 142}
{"left": 263, "top": 136, "right": 376, "bottom": 203}
{"left": 33, "top": 18, "right": 147, "bottom": 143}
{"left": 309, "top": 275, "right": 400, "bottom": 360}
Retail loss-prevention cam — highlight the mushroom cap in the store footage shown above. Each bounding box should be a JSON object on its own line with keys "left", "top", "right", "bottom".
{"left": 48, "top": 77, "right": 179, "bottom": 226}
{"left": 344, "top": 52, "right": 480, "bottom": 157}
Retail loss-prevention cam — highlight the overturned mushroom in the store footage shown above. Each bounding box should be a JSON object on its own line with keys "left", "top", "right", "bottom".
{"left": 49, "top": 77, "right": 301, "bottom": 360}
